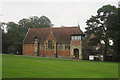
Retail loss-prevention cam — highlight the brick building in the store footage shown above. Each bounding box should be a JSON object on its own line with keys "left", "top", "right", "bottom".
{"left": 23, "top": 26, "right": 85, "bottom": 59}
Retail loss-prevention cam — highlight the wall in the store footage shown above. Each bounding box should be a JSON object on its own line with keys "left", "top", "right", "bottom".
{"left": 23, "top": 43, "right": 71, "bottom": 58}
{"left": 23, "top": 31, "right": 82, "bottom": 59}
{"left": 23, "top": 41, "right": 82, "bottom": 59}
{"left": 38, "top": 43, "right": 70, "bottom": 58}
{"left": 57, "top": 50, "right": 70, "bottom": 58}
{"left": 70, "top": 40, "right": 82, "bottom": 59}
{"left": 23, "top": 44, "right": 34, "bottom": 56}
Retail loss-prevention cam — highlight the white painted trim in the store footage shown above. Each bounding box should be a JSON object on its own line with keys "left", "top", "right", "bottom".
{"left": 23, "top": 28, "right": 30, "bottom": 43}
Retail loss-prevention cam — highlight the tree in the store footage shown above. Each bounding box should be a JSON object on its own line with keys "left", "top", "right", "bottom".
{"left": 85, "top": 4, "right": 118, "bottom": 61}
{"left": 18, "top": 15, "right": 52, "bottom": 33}
{"left": 85, "top": 16, "right": 102, "bottom": 46}
{"left": 2, "top": 22, "right": 25, "bottom": 54}
{"left": 39, "top": 16, "right": 52, "bottom": 27}
{"left": 18, "top": 18, "right": 30, "bottom": 33}
{"left": 0, "top": 22, "right": 7, "bottom": 53}
{"left": 7, "top": 24, "right": 25, "bottom": 54}
{"left": 106, "top": 8, "right": 120, "bottom": 61}
{"left": 0, "top": 22, "right": 11, "bottom": 53}
{"left": 2, "top": 15, "right": 52, "bottom": 54}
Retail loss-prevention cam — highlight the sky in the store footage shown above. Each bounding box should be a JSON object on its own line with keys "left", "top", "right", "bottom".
{"left": 0, "top": 0, "right": 119, "bottom": 31}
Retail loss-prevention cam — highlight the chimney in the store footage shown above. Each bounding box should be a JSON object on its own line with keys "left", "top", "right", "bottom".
{"left": 78, "top": 22, "right": 80, "bottom": 28}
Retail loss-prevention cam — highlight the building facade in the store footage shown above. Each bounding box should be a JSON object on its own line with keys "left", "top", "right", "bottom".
{"left": 23, "top": 26, "right": 85, "bottom": 59}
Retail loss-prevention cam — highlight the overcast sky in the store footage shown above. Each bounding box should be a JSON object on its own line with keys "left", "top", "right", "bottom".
{"left": 0, "top": 0, "right": 119, "bottom": 31}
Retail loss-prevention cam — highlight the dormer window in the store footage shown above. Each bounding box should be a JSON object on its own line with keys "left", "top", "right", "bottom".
{"left": 71, "top": 35, "right": 82, "bottom": 40}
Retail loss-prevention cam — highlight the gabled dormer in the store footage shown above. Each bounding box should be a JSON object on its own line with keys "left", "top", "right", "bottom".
{"left": 71, "top": 34, "right": 85, "bottom": 41}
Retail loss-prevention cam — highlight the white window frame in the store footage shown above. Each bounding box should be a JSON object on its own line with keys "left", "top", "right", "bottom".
{"left": 71, "top": 35, "right": 82, "bottom": 40}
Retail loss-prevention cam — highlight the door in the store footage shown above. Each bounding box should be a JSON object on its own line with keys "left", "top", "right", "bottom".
{"left": 74, "top": 48, "right": 79, "bottom": 59}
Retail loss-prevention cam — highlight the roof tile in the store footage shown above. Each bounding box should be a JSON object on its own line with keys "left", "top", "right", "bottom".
{"left": 23, "top": 26, "right": 84, "bottom": 44}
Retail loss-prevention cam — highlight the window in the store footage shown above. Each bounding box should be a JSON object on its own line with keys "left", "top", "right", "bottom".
{"left": 71, "top": 36, "right": 74, "bottom": 40}
{"left": 41, "top": 44, "right": 44, "bottom": 50}
{"left": 46, "top": 40, "right": 54, "bottom": 50}
{"left": 71, "top": 36, "right": 82, "bottom": 40}
{"left": 78, "top": 36, "right": 81, "bottom": 40}
{"left": 58, "top": 44, "right": 63, "bottom": 50}
{"left": 75, "top": 36, "right": 77, "bottom": 40}
{"left": 65, "top": 44, "right": 70, "bottom": 50}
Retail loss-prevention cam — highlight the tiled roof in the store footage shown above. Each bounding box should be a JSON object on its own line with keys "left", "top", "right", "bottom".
{"left": 23, "top": 26, "right": 84, "bottom": 44}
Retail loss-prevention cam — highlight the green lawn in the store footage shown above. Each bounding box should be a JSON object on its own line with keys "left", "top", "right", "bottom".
{"left": 2, "top": 54, "right": 118, "bottom": 78}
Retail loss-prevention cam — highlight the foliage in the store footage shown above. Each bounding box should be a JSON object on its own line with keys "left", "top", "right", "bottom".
{"left": 85, "top": 4, "right": 118, "bottom": 61}
{"left": 1, "top": 15, "right": 52, "bottom": 54}
{"left": 106, "top": 8, "right": 120, "bottom": 61}
{"left": 18, "top": 16, "right": 52, "bottom": 33}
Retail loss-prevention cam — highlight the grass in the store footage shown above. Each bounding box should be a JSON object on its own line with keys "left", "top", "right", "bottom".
{"left": 2, "top": 54, "right": 118, "bottom": 78}
{"left": 0, "top": 54, "right": 2, "bottom": 79}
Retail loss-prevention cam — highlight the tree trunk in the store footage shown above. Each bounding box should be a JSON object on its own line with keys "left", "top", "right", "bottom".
{"left": 104, "top": 36, "right": 108, "bottom": 61}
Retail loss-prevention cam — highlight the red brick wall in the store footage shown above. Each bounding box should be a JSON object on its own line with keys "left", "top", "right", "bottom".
{"left": 46, "top": 50, "right": 54, "bottom": 56}
{"left": 23, "top": 43, "right": 70, "bottom": 58}
{"left": 39, "top": 50, "right": 55, "bottom": 57}
{"left": 23, "top": 42, "right": 71, "bottom": 57}
{"left": 71, "top": 41, "right": 81, "bottom": 46}
{"left": 23, "top": 44, "right": 34, "bottom": 56}
{"left": 39, "top": 51, "right": 45, "bottom": 56}
{"left": 45, "top": 32, "right": 56, "bottom": 41}
{"left": 57, "top": 50, "right": 70, "bottom": 57}
{"left": 23, "top": 32, "right": 71, "bottom": 57}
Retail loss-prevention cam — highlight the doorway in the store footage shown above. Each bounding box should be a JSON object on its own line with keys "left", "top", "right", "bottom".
{"left": 74, "top": 48, "right": 79, "bottom": 59}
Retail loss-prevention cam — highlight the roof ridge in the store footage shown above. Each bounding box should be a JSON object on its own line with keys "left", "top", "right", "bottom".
{"left": 52, "top": 26, "right": 78, "bottom": 29}
{"left": 30, "top": 26, "right": 79, "bottom": 29}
